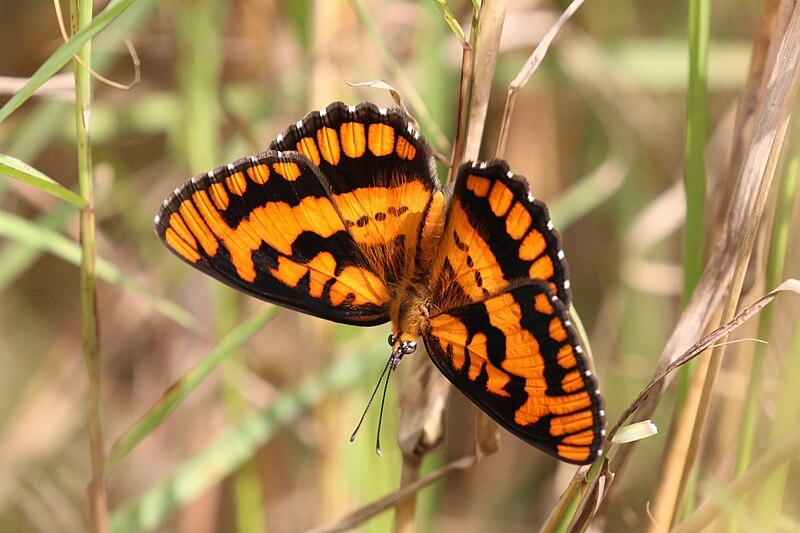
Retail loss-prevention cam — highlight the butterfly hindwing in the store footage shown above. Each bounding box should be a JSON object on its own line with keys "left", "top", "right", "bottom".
{"left": 423, "top": 281, "right": 605, "bottom": 464}
{"left": 155, "top": 151, "right": 392, "bottom": 325}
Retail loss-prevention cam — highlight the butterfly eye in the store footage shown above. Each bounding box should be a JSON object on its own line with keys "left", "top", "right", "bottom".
{"left": 402, "top": 341, "right": 417, "bottom": 354}
{"left": 387, "top": 333, "right": 395, "bottom": 346}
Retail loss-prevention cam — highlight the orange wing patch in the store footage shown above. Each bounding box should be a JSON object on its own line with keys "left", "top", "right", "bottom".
{"left": 368, "top": 123, "right": 395, "bottom": 156}
{"left": 317, "top": 126, "right": 341, "bottom": 165}
{"left": 395, "top": 136, "right": 416, "bottom": 160}
{"left": 271, "top": 252, "right": 389, "bottom": 306}
{"left": 340, "top": 122, "right": 367, "bottom": 158}
{"left": 225, "top": 170, "right": 247, "bottom": 195}
{"left": 332, "top": 181, "right": 432, "bottom": 247}
{"left": 429, "top": 199, "right": 509, "bottom": 307}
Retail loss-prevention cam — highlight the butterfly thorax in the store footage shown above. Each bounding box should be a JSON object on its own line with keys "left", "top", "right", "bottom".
{"left": 388, "top": 279, "right": 430, "bottom": 353}
{"left": 386, "top": 189, "right": 446, "bottom": 365}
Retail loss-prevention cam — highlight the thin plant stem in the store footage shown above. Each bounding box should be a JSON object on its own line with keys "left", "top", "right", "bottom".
{"left": 670, "top": 0, "right": 710, "bottom": 503}
{"left": 732, "top": 112, "right": 799, "bottom": 532}
{"left": 496, "top": 0, "right": 585, "bottom": 159}
{"left": 464, "top": 0, "right": 508, "bottom": 160}
{"left": 682, "top": 0, "right": 709, "bottom": 306}
{"left": 71, "top": 0, "right": 107, "bottom": 531}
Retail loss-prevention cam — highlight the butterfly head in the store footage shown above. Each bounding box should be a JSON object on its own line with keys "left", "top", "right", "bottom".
{"left": 387, "top": 333, "right": 417, "bottom": 370}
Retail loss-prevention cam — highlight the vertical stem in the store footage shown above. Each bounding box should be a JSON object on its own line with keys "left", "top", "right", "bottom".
{"left": 682, "top": 0, "right": 709, "bottom": 305}
{"left": 465, "top": 0, "right": 509, "bottom": 161}
{"left": 71, "top": 0, "right": 107, "bottom": 530}
{"left": 672, "top": 0, "right": 710, "bottom": 423}
{"left": 447, "top": 42, "right": 473, "bottom": 184}
{"left": 649, "top": 0, "right": 709, "bottom": 525}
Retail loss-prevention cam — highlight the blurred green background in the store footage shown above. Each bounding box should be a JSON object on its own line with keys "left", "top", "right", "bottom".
{"left": 2, "top": 0, "right": 798, "bottom": 532}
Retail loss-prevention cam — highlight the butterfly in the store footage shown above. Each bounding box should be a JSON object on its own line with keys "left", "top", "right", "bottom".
{"left": 154, "top": 101, "right": 605, "bottom": 464}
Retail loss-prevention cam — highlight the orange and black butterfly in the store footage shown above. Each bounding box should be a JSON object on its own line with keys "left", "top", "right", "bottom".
{"left": 154, "top": 102, "right": 605, "bottom": 464}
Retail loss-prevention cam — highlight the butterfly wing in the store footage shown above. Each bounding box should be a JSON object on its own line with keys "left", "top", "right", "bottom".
{"left": 424, "top": 160, "right": 604, "bottom": 463}
{"left": 429, "top": 160, "right": 571, "bottom": 311}
{"left": 156, "top": 103, "right": 440, "bottom": 325}
{"left": 155, "top": 151, "right": 396, "bottom": 325}
{"left": 423, "top": 281, "right": 604, "bottom": 463}
{"left": 271, "top": 102, "right": 441, "bottom": 284}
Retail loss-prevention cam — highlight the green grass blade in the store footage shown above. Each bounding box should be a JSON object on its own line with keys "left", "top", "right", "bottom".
{"left": 682, "top": 0, "right": 710, "bottom": 304}
{"left": 109, "top": 342, "right": 384, "bottom": 533}
{"left": 105, "top": 305, "right": 281, "bottom": 470}
{"left": 0, "top": 210, "right": 195, "bottom": 329}
{"left": 0, "top": 154, "right": 86, "bottom": 207}
{"left": 0, "top": 0, "right": 135, "bottom": 124}
{"left": 430, "top": 0, "right": 466, "bottom": 44}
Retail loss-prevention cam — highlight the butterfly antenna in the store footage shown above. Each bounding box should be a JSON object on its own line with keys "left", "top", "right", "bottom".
{"left": 374, "top": 358, "right": 394, "bottom": 457}
{"left": 350, "top": 357, "right": 392, "bottom": 445}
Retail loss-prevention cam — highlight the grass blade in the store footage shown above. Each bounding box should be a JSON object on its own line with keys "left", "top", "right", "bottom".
{"left": 0, "top": 210, "right": 196, "bottom": 329}
{"left": 106, "top": 305, "right": 280, "bottom": 470}
{"left": 109, "top": 342, "right": 384, "bottom": 533}
{"left": 0, "top": 154, "right": 86, "bottom": 207}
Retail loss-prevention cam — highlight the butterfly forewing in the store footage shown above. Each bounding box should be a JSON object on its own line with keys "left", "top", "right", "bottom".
{"left": 155, "top": 151, "right": 391, "bottom": 325}
{"left": 428, "top": 161, "right": 571, "bottom": 312}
